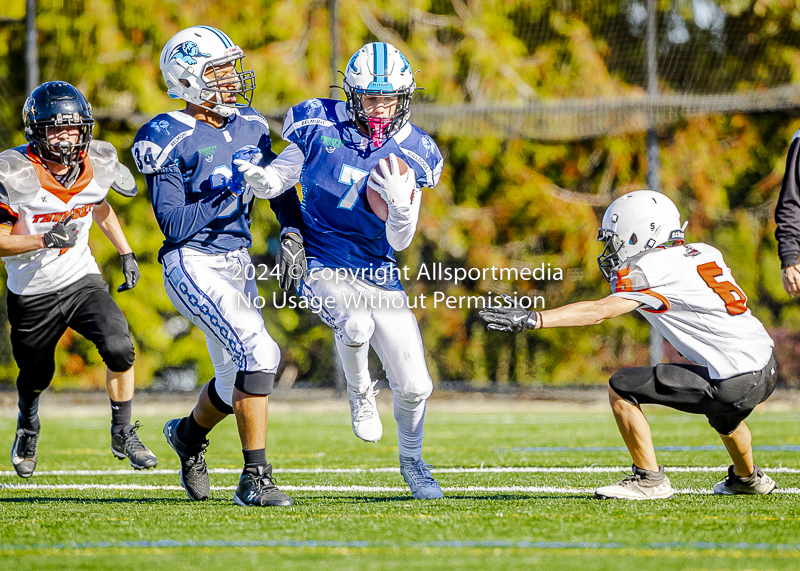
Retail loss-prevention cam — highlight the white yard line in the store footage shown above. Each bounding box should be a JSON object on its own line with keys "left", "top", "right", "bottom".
{"left": 2, "top": 465, "right": 800, "bottom": 477}
{"left": 2, "top": 482, "right": 799, "bottom": 495}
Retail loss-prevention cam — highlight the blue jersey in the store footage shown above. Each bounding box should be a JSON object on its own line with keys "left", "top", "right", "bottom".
{"left": 133, "top": 108, "right": 300, "bottom": 260}
{"left": 283, "top": 98, "right": 443, "bottom": 290}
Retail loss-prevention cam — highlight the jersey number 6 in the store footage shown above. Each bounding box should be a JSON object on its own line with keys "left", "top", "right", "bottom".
{"left": 697, "top": 261, "right": 747, "bottom": 315}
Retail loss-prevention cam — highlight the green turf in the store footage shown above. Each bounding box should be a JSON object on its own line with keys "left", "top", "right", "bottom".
{"left": 1, "top": 404, "right": 799, "bottom": 570}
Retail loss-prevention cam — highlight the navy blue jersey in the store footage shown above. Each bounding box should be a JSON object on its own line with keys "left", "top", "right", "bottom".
{"left": 133, "top": 107, "right": 300, "bottom": 260}
{"left": 283, "top": 98, "right": 442, "bottom": 290}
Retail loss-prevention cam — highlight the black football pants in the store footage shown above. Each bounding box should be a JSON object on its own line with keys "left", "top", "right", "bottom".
{"left": 8, "top": 274, "right": 135, "bottom": 396}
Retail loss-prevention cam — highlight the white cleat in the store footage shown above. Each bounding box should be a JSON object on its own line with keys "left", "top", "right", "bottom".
{"left": 713, "top": 465, "right": 776, "bottom": 495}
{"left": 400, "top": 456, "right": 444, "bottom": 500}
{"left": 595, "top": 465, "right": 674, "bottom": 500}
{"left": 347, "top": 381, "right": 383, "bottom": 442}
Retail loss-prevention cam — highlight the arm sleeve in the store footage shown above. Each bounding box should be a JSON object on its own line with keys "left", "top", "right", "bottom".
{"left": 385, "top": 189, "right": 422, "bottom": 251}
{"left": 270, "top": 142, "right": 304, "bottom": 191}
{"left": 776, "top": 137, "right": 800, "bottom": 269}
{"left": 268, "top": 188, "right": 303, "bottom": 238}
{"left": 147, "top": 164, "right": 238, "bottom": 243}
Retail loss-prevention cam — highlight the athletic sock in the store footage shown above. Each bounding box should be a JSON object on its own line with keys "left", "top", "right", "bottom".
{"left": 110, "top": 399, "right": 132, "bottom": 434}
{"left": 394, "top": 394, "right": 427, "bottom": 460}
{"left": 177, "top": 412, "right": 212, "bottom": 447}
{"left": 242, "top": 448, "right": 267, "bottom": 473}
{"left": 335, "top": 337, "right": 371, "bottom": 391}
{"left": 17, "top": 389, "right": 41, "bottom": 433}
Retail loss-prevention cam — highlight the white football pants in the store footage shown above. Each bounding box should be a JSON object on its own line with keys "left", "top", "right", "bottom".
{"left": 300, "top": 270, "right": 433, "bottom": 459}
{"left": 162, "top": 248, "right": 280, "bottom": 406}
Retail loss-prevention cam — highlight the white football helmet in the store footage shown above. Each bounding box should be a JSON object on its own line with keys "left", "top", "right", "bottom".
{"left": 159, "top": 26, "right": 255, "bottom": 117}
{"left": 342, "top": 42, "right": 416, "bottom": 147}
{"left": 597, "top": 190, "right": 685, "bottom": 281}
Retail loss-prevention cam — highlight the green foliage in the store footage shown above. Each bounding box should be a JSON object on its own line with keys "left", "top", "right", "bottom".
{"left": 0, "top": 1, "right": 798, "bottom": 388}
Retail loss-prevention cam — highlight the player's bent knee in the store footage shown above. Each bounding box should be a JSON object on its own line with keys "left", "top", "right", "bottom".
{"left": 100, "top": 335, "right": 135, "bottom": 372}
{"left": 208, "top": 377, "right": 234, "bottom": 415}
{"left": 395, "top": 379, "right": 433, "bottom": 404}
{"left": 608, "top": 369, "right": 643, "bottom": 407}
{"left": 250, "top": 336, "right": 281, "bottom": 372}
{"left": 343, "top": 315, "right": 375, "bottom": 345}
{"left": 707, "top": 414, "right": 747, "bottom": 436}
{"left": 234, "top": 370, "right": 275, "bottom": 396}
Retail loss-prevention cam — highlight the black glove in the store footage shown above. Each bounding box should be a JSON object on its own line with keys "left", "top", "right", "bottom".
{"left": 479, "top": 305, "right": 538, "bottom": 332}
{"left": 277, "top": 233, "right": 307, "bottom": 291}
{"left": 117, "top": 252, "right": 140, "bottom": 292}
{"left": 42, "top": 214, "right": 78, "bottom": 249}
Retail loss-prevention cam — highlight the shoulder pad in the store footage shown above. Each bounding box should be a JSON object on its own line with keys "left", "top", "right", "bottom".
{"left": 282, "top": 99, "right": 337, "bottom": 142}
{"left": 611, "top": 261, "right": 651, "bottom": 293}
{"left": 0, "top": 147, "right": 41, "bottom": 208}
{"left": 87, "top": 140, "right": 120, "bottom": 189}
{"left": 133, "top": 112, "right": 195, "bottom": 174}
{"left": 398, "top": 126, "right": 443, "bottom": 188}
{"left": 236, "top": 108, "right": 271, "bottom": 131}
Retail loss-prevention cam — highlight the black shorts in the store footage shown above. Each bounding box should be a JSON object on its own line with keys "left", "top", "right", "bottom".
{"left": 609, "top": 353, "right": 777, "bottom": 435}
{"left": 8, "top": 274, "right": 135, "bottom": 392}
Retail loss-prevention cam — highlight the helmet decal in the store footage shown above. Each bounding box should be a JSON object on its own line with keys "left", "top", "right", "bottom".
{"left": 169, "top": 41, "right": 212, "bottom": 65}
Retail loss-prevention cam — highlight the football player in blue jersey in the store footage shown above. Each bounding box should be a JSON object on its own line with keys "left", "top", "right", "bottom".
{"left": 132, "top": 26, "right": 304, "bottom": 507}
{"left": 235, "top": 42, "right": 445, "bottom": 500}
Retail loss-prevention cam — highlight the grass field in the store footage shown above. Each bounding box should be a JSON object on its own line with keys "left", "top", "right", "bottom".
{"left": 1, "top": 396, "right": 799, "bottom": 570}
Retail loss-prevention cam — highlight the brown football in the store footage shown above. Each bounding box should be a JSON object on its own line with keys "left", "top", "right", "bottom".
{"left": 366, "top": 155, "right": 413, "bottom": 222}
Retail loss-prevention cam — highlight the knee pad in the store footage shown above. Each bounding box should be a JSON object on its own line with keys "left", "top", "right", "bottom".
{"left": 608, "top": 369, "right": 643, "bottom": 406}
{"left": 207, "top": 377, "right": 234, "bottom": 415}
{"left": 100, "top": 334, "right": 135, "bottom": 372}
{"left": 234, "top": 370, "right": 275, "bottom": 396}
{"left": 343, "top": 315, "right": 375, "bottom": 346}
{"left": 707, "top": 414, "right": 747, "bottom": 436}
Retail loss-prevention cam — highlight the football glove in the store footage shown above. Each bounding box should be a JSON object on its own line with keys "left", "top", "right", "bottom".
{"left": 229, "top": 146, "right": 263, "bottom": 196}
{"left": 117, "top": 252, "right": 140, "bottom": 292}
{"left": 479, "top": 305, "right": 538, "bottom": 332}
{"left": 233, "top": 161, "right": 283, "bottom": 199}
{"left": 277, "top": 232, "right": 307, "bottom": 291}
{"left": 367, "top": 153, "right": 415, "bottom": 208}
{"left": 42, "top": 214, "right": 78, "bottom": 249}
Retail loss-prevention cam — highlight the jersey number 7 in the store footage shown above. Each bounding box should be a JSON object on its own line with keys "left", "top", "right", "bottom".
{"left": 697, "top": 261, "right": 747, "bottom": 315}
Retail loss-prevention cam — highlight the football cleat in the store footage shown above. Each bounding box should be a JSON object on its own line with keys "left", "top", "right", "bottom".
{"left": 163, "top": 418, "right": 210, "bottom": 501}
{"left": 400, "top": 456, "right": 444, "bottom": 500}
{"left": 347, "top": 381, "right": 383, "bottom": 443}
{"left": 713, "top": 465, "right": 777, "bottom": 495}
{"left": 234, "top": 464, "right": 294, "bottom": 507}
{"left": 595, "top": 465, "right": 674, "bottom": 500}
{"left": 111, "top": 421, "right": 158, "bottom": 470}
{"left": 11, "top": 425, "right": 39, "bottom": 479}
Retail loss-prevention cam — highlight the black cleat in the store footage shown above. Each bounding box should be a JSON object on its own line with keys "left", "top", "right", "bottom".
{"left": 111, "top": 421, "right": 158, "bottom": 470}
{"left": 234, "top": 464, "right": 294, "bottom": 507}
{"left": 11, "top": 425, "right": 39, "bottom": 479}
{"left": 163, "top": 418, "right": 210, "bottom": 501}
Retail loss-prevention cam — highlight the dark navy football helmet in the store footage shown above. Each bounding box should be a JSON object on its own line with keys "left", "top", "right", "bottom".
{"left": 23, "top": 82, "right": 94, "bottom": 166}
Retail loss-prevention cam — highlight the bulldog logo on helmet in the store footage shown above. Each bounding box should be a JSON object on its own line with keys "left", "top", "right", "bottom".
{"left": 170, "top": 41, "right": 211, "bottom": 65}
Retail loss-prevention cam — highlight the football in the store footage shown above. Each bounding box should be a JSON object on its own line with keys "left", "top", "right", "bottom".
{"left": 366, "top": 155, "right": 414, "bottom": 222}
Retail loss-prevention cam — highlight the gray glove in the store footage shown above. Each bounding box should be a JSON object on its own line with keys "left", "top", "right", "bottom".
{"left": 43, "top": 214, "right": 78, "bottom": 249}
{"left": 117, "top": 252, "right": 140, "bottom": 292}
{"left": 277, "top": 233, "right": 307, "bottom": 291}
{"left": 479, "top": 305, "right": 538, "bottom": 332}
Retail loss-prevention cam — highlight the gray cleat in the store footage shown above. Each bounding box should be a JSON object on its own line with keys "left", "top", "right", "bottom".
{"left": 713, "top": 465, "right": 776, "bottom": 495}
{"left": 400, "top": 456, "right": 444, "bottom": 500}
{"left": 595, "top": 465, "right": 674, "bottom": 500}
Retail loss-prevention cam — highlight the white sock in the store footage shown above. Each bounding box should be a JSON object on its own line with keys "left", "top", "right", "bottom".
{"left": 394, "top": 394, "right": 426, "bottom": 460}
{"left": 335, "top": 337, "right": 371, "bottom": 391}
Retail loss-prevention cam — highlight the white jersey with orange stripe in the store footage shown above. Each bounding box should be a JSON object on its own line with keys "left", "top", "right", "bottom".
{"left": 609, "top": 242, "right": 773, "bottom": 379}
{"left": 0, "top": 141, "right": 122, "bottom": 295}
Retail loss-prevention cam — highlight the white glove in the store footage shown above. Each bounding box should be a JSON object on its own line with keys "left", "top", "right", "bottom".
{"left": 232, "top": 160, "right": 284, "bottom": 199}
{"left": 367, "top": 153, "right": 415, "bottom": 208}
